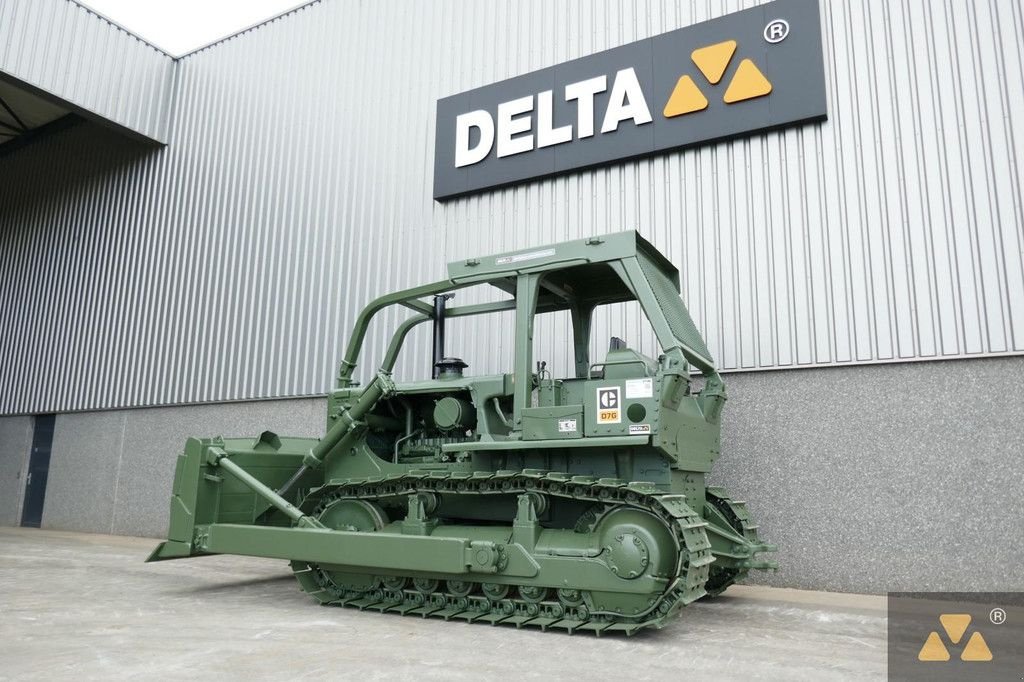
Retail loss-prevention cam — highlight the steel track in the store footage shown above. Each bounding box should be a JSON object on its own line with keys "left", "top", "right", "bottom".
{"left": 290, "top": 469, "right": 714, "bottom": 635}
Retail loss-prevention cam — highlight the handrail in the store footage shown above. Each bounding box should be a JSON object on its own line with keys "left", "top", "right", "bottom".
{"left": 587, "top": 358, "right": 651, "bottom": 380}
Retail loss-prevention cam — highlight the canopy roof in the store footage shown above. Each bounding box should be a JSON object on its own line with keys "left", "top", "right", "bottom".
{"left": 447, "top": 230, "right": 682, "bottom": 314}
{"left": 336, "top": 230, "right": 716, "bottom": 383}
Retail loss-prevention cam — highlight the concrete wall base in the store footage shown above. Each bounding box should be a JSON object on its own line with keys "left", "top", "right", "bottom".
{"left": 0, "top": 416, "right": 32, "bottom": 526}
{"left": 712, "top": 356, "right": 1023, "bottom": 593}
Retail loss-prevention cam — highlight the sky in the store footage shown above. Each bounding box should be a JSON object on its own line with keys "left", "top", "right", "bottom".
{"left": 78, "top": 0, "right": 309, "bottom": 56}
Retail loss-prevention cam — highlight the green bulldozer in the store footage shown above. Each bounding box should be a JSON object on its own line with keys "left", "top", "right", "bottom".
{"left": 149, "top": 230, "right": 776, "bottom": 634}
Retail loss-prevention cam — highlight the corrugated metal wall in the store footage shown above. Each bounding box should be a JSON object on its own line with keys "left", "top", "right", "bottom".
{"left": 0, "top": 0, "right": 174, "bottom": 141}
{"left": 1, "top": 0, "right": 1022, "bottom": 415}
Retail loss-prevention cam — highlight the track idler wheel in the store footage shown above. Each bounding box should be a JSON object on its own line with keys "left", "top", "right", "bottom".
{"left": 317, "top": 499, "right": 389, "bottom": 532}
{"left": 307, "top": 499, "right": 391, "bottom": 599}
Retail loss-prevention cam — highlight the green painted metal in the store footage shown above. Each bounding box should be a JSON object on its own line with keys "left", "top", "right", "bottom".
{"left": 200, "top": 524, "right": 502, "bottom": 575}
{"left": 149, "top": 230, "right": 776, "bottom": 634}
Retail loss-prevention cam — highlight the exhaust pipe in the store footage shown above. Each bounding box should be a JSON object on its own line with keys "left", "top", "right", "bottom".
{"left": 432, "top": 294, "right": 453, "bottom": 378}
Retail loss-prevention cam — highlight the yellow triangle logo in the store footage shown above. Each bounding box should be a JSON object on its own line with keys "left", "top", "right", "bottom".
{"left": 723, "top": 58, "right": 773, "bottom": 103}
{"left": 960, "top": 632, "right": 993, "bottom": 662}
{"left": 662, "top": 39, "right": 775, "bottom": 117}
{"left": 663, "top": 75, "right": 708, "bottom": 117}
{"left": 690, "top": 40, "right": 736, "bottom": 85}
{"left": 918, "top": 631, "right": 950, "bottom": 661}
{"left": 939, "top": 614, "right": 971, "bottom": 644}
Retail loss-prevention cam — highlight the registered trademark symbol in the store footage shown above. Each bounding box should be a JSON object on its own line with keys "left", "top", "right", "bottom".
{"left": 990, "top": 607, "right": 1006, "bottom": 625}
{"left": 764, "top": 18, "right": 790, "bottom": 43}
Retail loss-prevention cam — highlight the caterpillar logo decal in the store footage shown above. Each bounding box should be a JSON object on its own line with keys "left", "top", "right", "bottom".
{"left": 918, "top": 614, "right": 993, "bottom": 662}
{"left": 596, "top": 387, "right": 621, "bottom": 424}
{"left": 434, "top": 0, "right": 827, "bottom": 199}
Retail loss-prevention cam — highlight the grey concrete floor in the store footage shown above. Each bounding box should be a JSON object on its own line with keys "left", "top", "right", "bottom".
{"left": 0, "top": 527, "right": 887, "bottom": 680}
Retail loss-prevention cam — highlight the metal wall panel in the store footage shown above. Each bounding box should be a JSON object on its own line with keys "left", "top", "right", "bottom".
{"left": 0, "top": 0, "right": 174, "bottom": 142}
{"left": 1, "top": 0, "right": 1022, "bottom": 414}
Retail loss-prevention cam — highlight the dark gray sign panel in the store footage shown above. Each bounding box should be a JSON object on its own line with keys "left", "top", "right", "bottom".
{"left": 434, "top": 0, "right": 827, "bottom": 200}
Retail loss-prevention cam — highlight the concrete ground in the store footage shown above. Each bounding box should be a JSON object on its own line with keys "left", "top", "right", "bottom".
{"left": 0, "top": 528, "right": 887, "bottom": 680}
